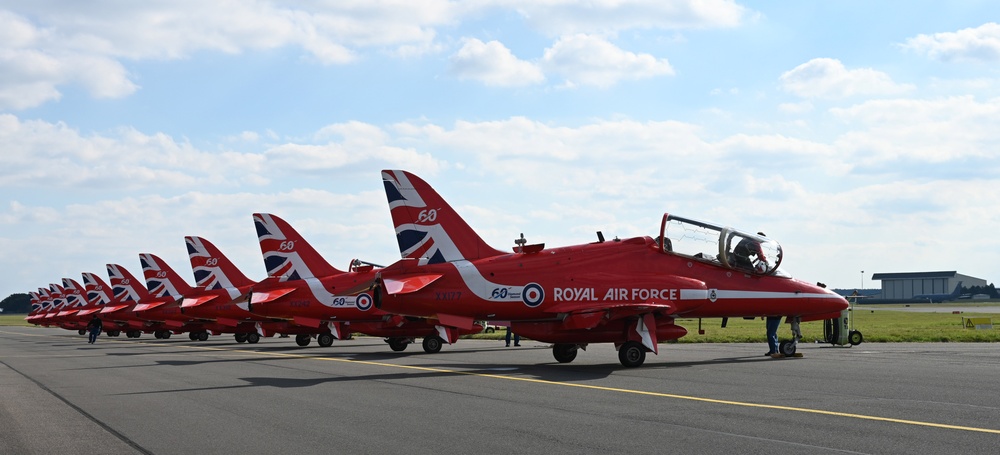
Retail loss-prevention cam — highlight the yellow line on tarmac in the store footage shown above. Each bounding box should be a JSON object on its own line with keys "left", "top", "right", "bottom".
{"left": 7, "top": 330, "right": 999, "bottom": 435}
{"left": 147, "top": 339, "right": 1000, "bottom": 436}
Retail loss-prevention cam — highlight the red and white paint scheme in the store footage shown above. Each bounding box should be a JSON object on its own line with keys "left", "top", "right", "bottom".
{"left": 377, "top": 170, "right": 849, "bottom": 368}
{"left": 243, "top": 213, "right": 480, "bottom": 353}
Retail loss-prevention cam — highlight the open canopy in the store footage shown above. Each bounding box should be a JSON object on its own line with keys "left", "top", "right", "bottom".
{"left": 658, "top": 213, "right": 784, "bottom": 276}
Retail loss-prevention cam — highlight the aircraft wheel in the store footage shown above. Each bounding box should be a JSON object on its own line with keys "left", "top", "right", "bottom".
{"left": 134, "top": 331, "right": 142, "bottom": 338}
{"left": 422, "top": 336, "right": 443, "bottom": 354}
{"left": 317, "top": 333, "right": 334, "bottom": 347}
{"left": 162, "top": 331, "right": 171, "bottom": 339}
{"left": 295, "top": 334, "right": 311, "bottom": 347}
{"left": 234, "top": 333, "right": 248, "bottom": 343}
{"left": 189, "top": 332, "right": 198, "bottom": 341}
{"left": 552, "top": 344, "right": 578, "bottom": 363}
{"left": 78, "top": 329, "right": 87, "bottom": 335}
{"left": 484, "top": 327, "right": 495, "bottom": 334}
{"left": 154, "top": 331, "right": 163, "bottom": 339}
{"left": 197, "top": 331, "right": 209, "bottom": 342}
{"left": 387, "top": 337, "right": 408, "bottom": 352}
{"left": 848, "top": 330, "right": 864, "bottom": 346}
{"left": 618, "top": 341, "right": 646, "bottom": 368}
{"left": 246, "top": 332, "right": 260, "bottom": 344}
{"left": 779, "top": 340, "right": 797, "bottom": 356}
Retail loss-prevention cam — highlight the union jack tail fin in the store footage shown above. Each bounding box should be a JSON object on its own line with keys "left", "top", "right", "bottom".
{"left": 185, "top": 236, "right": 255, "bottom": 290}
{"left": 381, "top": 170, "right": 504, "bottom": 263}
{"left": 81, "top": 272, "right": 114, "bottom": 306}
{"left": 139, "top": 253, "right": 194, "bottom": 299}
{"left": 61, "top": 278, "right": 86, "bottom": 308}
{"left": 107, "top": 264, "right": 150, "bottom": 302}
{"left": 37, "top": 287, "right": 53, "bottom": 311}
{"left": 48, "top": 284, "right": 66, "bottom": 309}
{"left": 253, "top": 213, "right": 344, "bottom": 280}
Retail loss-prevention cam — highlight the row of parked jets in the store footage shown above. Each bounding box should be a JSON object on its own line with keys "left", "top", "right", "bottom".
{"left": 26, "top": 170, "right": 849, "bottom": 367}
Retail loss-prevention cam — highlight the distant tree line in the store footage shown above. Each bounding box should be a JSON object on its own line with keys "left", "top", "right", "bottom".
{"left": 1, "top": 293, "right": 31, "bottom": 313}
{"left": 964, "top": 284, "right": 999, "bottom": 299}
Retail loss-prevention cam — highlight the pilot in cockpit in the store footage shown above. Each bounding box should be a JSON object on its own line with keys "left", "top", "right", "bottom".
{"left": 732, "top": 232, "right": 767, "bottom": 272}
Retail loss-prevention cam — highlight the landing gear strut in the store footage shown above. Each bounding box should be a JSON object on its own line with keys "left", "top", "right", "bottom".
{"left": 779, "top": 316, "right": 802, "bottom": 356}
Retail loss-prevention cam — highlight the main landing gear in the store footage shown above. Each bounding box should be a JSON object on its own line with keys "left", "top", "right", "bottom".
{"left": 778, "top": 316, "right": 803, "bottom": 357}
{"left": 617, "top": 341, "right": 646, "bottom": 368}
{"left": 383, "top": 336, "right": 445, "bottom": 353}
{"left": 295, "top": 334, "right": 311, "bottom": 347}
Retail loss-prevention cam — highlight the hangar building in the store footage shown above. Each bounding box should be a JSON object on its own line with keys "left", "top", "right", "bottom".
{"left": 870, "top": 271, "right": 987, "bottom": 300}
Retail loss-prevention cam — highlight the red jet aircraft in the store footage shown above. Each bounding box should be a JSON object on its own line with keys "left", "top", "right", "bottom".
{"left": 81, "top": 272, "right": 124, "bottom": 337}
{"left": 244, "top": 213, "right": 480, "bottom": 352}
{"left": 376, "top": 170, "right": 849, "bottom": 367}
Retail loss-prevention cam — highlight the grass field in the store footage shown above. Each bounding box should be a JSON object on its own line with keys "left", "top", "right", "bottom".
{"left": 6, "top": 305, "right": 1000, "bottom": 342}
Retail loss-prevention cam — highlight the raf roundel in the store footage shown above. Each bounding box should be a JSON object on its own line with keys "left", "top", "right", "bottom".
{"left": 521, "top": 283, "right": 544, "bottom": 308}
{"left": 356, "top": 293, "right": 373, "bottom": 311}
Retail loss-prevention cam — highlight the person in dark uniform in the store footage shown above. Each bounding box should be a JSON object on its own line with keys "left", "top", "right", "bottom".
{"left": 86, "top": 314, "right": 103, "bottom": 344}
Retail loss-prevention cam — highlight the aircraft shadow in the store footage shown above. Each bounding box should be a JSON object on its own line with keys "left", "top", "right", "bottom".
{"left": 111, "top": 371, "right": 457, "bottom": 396}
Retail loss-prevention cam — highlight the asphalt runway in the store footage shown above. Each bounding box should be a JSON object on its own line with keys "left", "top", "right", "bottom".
{"left": 2, "top": 326, "right": 999, "bottom": 454}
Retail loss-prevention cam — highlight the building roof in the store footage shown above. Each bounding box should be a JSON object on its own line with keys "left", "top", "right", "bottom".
{"left": 871, "top": 271, "right": 957, "bottom": 280}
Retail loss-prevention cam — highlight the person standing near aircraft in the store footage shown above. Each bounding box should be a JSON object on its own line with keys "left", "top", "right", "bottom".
{"left": 86, "top": 314, "right": 103, "bottom": 344}
{"left": 765, "top": 316, "right": 782, "bottom": 358}
{"left": 505, "top": 326, "right": 520, "bottom": 347}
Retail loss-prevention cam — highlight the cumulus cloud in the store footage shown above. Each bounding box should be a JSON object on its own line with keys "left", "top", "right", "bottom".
{"left": 903, "top": 22, "right": 1000, "bottom": 62}
{"left": 831, "top": 96, "right": 1000, "bottom": 166}
{"left": 0, "top": 2, "right": 456, "bottom": 109}
{"left": 541, "top": 34, "right": 674, "bottom": 88}
{"left": 509, "top": 0, "right": 748, "bottom": 36}
{"left": 779, "top": 58, "right": 913, "bottom": 99}
{"left": 449, "top": 38, "right": 545, "bottom": 87}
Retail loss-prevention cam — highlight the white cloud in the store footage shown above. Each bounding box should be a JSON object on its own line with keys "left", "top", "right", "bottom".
{"left": 831, "top": 96, "right": 1000, "bottom": 166}
{"left": 541, "top": 34, "right": 674, "bottom": 88}
{"left": 449, "top": 38, "right": 545, "bottom": 87}
{"left": 779, "top": 58, "right": 913, "bottom": 99}
{"left": 0, "top": 2, "right": 458, "bottom": 109}
{"left": 903, "top": 22, "right": 1000, "bottom": 62}
{"left": 509, "top": 0, "right": 749, "bottom": 35}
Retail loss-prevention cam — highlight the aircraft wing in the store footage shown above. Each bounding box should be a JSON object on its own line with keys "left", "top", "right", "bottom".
{"left": 100, "top": 304, "right": 130, "bottom": 314}
{"left": 383, "top": 274, "right": 442, "bottom": 295}
{"left": 249, "top": 288, "right": 297, "bottom": 304}
{"left": 133, "top": 300, "right": 172, "bottom": 312}
{"left": 181, "top": 295, "right": 218, "bottom": 308}
{"left": 545, "top": 302, "right": 677, "bottom": 331}
{"left": 76, "top": 308, "right": 102, "bottom": 317}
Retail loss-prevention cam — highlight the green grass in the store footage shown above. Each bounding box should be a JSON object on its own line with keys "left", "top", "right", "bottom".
{"left": 8, "top": 306, "right": 1000, "bottom": 342}
{"left": 0, "top": 314, "right": 32, "bottom": 327}
{"left": 462, "top": 306, "right": 1000, "bottom": 343}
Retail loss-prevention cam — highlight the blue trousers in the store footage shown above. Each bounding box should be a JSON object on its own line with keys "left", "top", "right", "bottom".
{"left": 88, "top": 328, "right": 101, "bottom": 343}
{"left": 765, "top": 317, "right": 782, "bottom": 353}
{"left": 505, "top": 327, "right": 520, "bottom": 346}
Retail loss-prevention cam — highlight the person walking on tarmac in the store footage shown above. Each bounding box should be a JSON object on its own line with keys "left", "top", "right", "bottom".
{"left": 505, "top": 326, "right": 520, "bottom": 347}
{"left": 765, "top": 316, "right": 782, "bottom": 358}
{"left": 86, "top": 314, "right": 103, "bottom": 344}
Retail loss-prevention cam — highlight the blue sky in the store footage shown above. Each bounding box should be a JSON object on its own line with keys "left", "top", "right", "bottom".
{"left": 2, "top": 0, "right": 999, "bottom": 300}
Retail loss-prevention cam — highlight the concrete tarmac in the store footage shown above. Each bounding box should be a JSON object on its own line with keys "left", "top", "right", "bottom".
{"left": 1, "top": 326, "right": 999, "bottom": 454}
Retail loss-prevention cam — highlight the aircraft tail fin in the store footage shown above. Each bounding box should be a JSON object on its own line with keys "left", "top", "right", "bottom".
{"left": 381, "top": 170, "right": 504, "bottom": 263}
{"left": 61, "top": 278, "right": 86, "bottom": 308}
{"left": 81, "top": 272, "right": 114, "bottom": 306}
{"left": 140, "top": 253, "right": 194, "bottom": 299}
{"left": 185, "top": 236, "right": 255, "bottom": 291}
{"left": 253, "top": 213, "right": 344, "bottom": 280}
{"left": 951, "top": 281, "right": 963, "bottom": 297}
{"left": 107, "top": 263, "right": 150, "bottom": 302}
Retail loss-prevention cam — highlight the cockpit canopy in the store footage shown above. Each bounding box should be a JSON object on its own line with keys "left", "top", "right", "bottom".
{"left": 658, "top": 213, "right": 784, "bottom": 276}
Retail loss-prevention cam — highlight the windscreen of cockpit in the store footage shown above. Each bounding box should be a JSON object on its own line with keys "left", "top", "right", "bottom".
{"left": 659, "top": 215, "right": 784, "bottom": 276}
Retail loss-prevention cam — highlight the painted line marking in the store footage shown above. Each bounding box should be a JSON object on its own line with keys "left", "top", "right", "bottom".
{"left": 5, "top": 330, "right": 1000, "bottom": 435}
